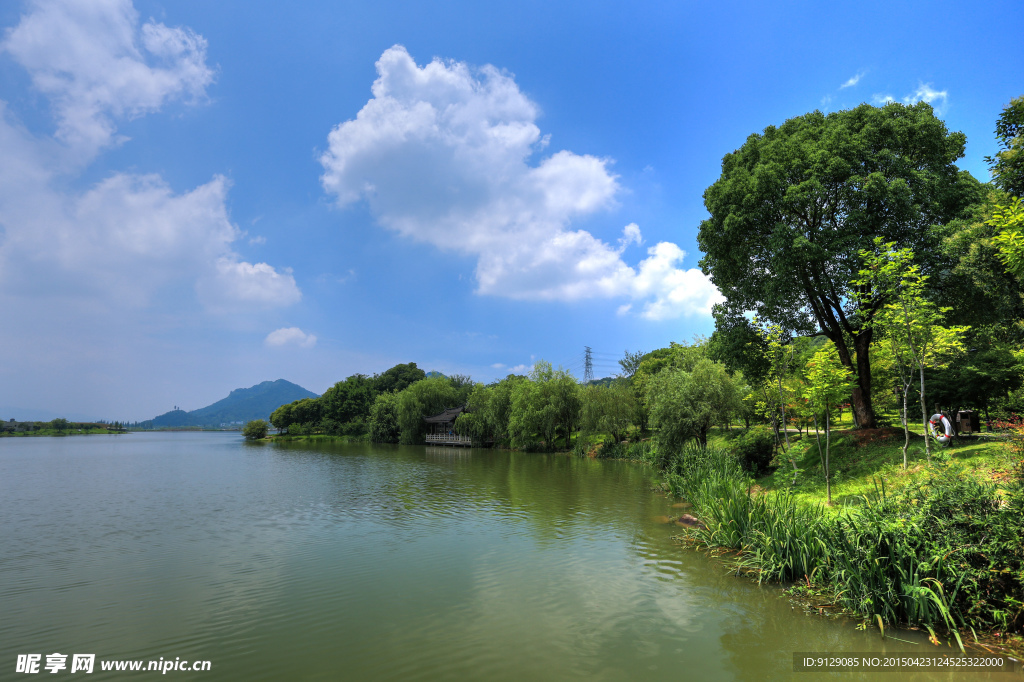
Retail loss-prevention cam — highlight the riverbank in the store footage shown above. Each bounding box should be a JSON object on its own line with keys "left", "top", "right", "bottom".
{"left": 658, "top": 430, "right": 1024, "bottom": 658}
{"left": 0, "top": 427, "right": 124, "bottom": 437}
{"left": 267, "top": 433, "right": 367, "bottom": 444}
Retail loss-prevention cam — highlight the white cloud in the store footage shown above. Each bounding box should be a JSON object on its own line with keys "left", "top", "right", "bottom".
{"left": 840, "top": 72, "right": 865, "bottom": 89}
{"left": 871, "top": 83, "right": 948, "bottom": 112}
{"left": 2, "top": 0, "right": 213, "bottom": 160}
{"left": 490, "top": 362, "right": 505, "bottom": 369}
{"left": 629, "top": 242, "right": 725, "bottom": 319}
{"left": 0, "top": 1, "right": 299, "bottom": 311}
{"left": 320, "top": 46, "right": 720, "bottom": 318}
{"left": 265, "top": 327, "right": 317, "bottom": 348}
{"left": 204, "top": 259, "right": 301, "bottom": 308}
{"left": 903, "top": 83, "right": 948, "bottom": 110}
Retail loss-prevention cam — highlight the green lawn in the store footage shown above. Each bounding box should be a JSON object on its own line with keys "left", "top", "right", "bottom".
{"left": 708, "top": 425, "right": 1016, "bottom": 510}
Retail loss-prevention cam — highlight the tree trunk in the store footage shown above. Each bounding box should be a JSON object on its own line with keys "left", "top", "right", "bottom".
{"left": 825, "top": 410, "right": 832, "bottom": 506}
{"left": 777, "top": 374, "right": 790, "bottom": 451}
{"left": 901, "top": 383, "right": 910, "bottom": 469}
{"left": 919, "top": 363, "right": 931, "bottom": 460}
{"left": 851, "top": 332, "right": 876, "bottom": 429}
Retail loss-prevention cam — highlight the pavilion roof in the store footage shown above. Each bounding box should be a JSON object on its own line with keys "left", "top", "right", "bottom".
{"left": 423, "top": 406, "right": 468, "bottom": 423}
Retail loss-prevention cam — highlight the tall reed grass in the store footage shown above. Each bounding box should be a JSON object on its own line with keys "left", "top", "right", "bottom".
{"left": 662, "top": 444, "right": 1024, "bottom": 642}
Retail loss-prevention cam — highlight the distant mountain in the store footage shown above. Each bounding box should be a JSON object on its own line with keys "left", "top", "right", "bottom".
{"left": 148, "top": 379, "right": 318, "bottom": 428}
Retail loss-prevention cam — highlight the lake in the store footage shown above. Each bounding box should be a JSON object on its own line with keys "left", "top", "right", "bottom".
{"left": 0, "top": 433, "right": 990, "bottom": 680}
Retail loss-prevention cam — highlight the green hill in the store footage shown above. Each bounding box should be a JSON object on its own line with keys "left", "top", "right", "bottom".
{"left": 147, "top": 379, "right": 318, "bottom": 428}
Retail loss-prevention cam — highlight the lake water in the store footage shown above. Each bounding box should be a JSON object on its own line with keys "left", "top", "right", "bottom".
{"left": 0, "top": 433, "right": 996, "bottom": 680}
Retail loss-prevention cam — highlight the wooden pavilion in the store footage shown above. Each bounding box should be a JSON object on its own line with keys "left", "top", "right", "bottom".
{"left": 423, "top": 406, "right": 472, "bottom": 446}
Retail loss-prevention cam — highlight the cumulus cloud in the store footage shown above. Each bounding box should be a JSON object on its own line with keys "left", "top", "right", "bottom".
{"left": 320, "top": 45, "right": 719, "bottom": 318}
{"left": 265, "top": 327, "right": 317, "bottom": 348}
{"left": 839, "top": 72, "right": 865, "bottom": 89}
{"left": 0, "top": 0, "right": 299, "bottom": 311}
{"left": 872, "top": 93, "right": 895, "bottom": 105}
{"left": 2, "top": 0, "right": 213, "bottom": 160}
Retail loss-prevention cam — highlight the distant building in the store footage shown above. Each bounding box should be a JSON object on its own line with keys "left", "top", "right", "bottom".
{"left": 423, "top": 406, "right": 472, "bottom": 446}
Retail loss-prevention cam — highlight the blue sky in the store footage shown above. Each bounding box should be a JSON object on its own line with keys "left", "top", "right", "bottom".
{"left": 0, "top": 0, "right": 1020, "bottom": 421}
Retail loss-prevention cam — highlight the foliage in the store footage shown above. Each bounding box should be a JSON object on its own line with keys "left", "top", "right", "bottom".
{"left": 579, "top": 381, "right": 636, "bottom": 443}
{"left": 371, "top": 362, "right": 427, "bottom": 394}
{"left": 368, "top": 391, "right": 400, "bottom": 443}
{"left": 926, "top": 344, "right": 1023, "bottom": 417}
{"left": 269, "top": 362, "right": 427, "bottom": 436}
{"left": 854, "top": 238, "right": 968, "bottom": 460}
{"left": 670, "top": 445, "right": 1024, "bottom": 638}
{"left": 732, "top": 426, "right": 775, "bottom": 475}
{"left": 994, "top": 417, "right": 1024, "bottom": 481}
{"left": 755, "top": 319, "right": 795, "bottom": 450}
{"left": 507, "top": 362, "right": 580, "bottom": 451}
{"left": 319, "top": 374, "right": 375, "bottom": 426}
{"left": 455, "top": 374, "right": 526, "bottom": 445}
{"left": 698, "top": 102, "right": 983, "bottom": 428}
{"left": 990, "top": 197, "right": 1024, "bottom": 277}
{"left": 396, "top": 376, "right": 471, "bottom": 444}
{"left": 647, "top": 358, "right": 740, "bottom": 451}
{"left": 49, "top": 418, "right": 69, "bottom": 433}
{"left": 706, "top": 305, "right": 770, "bottom": 385}
{"left": 630, "top": 339, "right": 711, "bottom": 435}
{"left": 986, "top": 95, "right": 1024, "bottom": 198}
{"left": 618, "top": 350, "right": 644, "bottom": 379}
{"left": 804, "top": 343, "right": 855, "bottom": 503}
{"left": 242, "top": 419, "right": 269, "bottom": 440}
{"left": 931, "top": 191, "right": 1024, "bottom": 343}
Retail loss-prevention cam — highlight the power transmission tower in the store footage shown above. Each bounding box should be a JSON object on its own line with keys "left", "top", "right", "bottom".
{"left": 583, "top": 346, "right": 594, "bottom": 383}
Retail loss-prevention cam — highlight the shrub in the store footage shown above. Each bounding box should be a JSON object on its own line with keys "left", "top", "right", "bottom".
{"left": 242, "top": 419, "right": 269, "bottom": 441}
{"left": 732, "top": 426, "right": 775, "bottom": 474}
{"left": 595, "top": 440, "right": 624, "bottom": 459}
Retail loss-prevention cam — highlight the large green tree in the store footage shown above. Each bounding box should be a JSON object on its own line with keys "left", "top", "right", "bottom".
{"left": 579, "top": 381, "right": 636, "bottom": 444}
{"left": 372, "top": 362, "right": 426, "bottom": 394}
{"left": 507, "top": 362, "right": 580, "bottom": 450}
{"left": 455, "top": 374, "right": 526, "bottom": 445}
{"left": 698, "top": 102, "right": 982, "bottom": 429}
{"left": 319, "top": 374, "right": 375, "bottom": 425}
{"left": 646, "top": 358, "right": 739, "bottom": 449}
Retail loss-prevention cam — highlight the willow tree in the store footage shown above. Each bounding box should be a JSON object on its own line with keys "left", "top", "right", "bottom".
{"left": 698, "top": 102, "right": 982, "bottom": 429}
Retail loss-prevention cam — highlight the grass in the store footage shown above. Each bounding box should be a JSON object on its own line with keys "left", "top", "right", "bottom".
{"left": 707, "top": 425, "right": 1015, "bottom": 509}
{"left": 661, "top": 434, "right": 1024, "bottom": 656}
